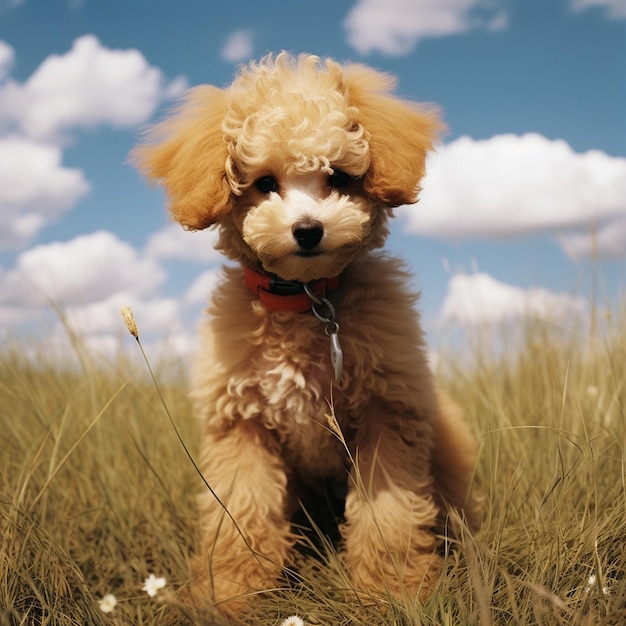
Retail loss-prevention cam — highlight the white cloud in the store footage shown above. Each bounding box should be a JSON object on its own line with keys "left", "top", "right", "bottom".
{"left": 0, "top": 38, "right": 187, "bottom": 251}
{"left": 0, "top": 40, "right": 14, "bottom": 79}
{"left": 0, "top": 300, "right": 41, "bottom": 333}
{"left": 0, "top": 230, "right": 165, "bottom": 307}
{"left": 0, "top": 136, "right": 90, "bottom": 249}
{"left": 163, "top": 75, "right": 189, "bottom": 99}
{"left": 220, "top": 29, "right": 254, "bottom": 63}
{"left": 403, "top": 133, "right": 626, "bottom": 258}
{"left": 344, "top": 0, "right": 508, "bottom": 55}
{"left": 569, "top": 0, "right": 626, "bottom": 19}
{"left": 144, "top": 223, "right": 221, "bottom": 263}
{"left": 441, "top": 272, "right": 587, "bottom": 324}
{"left": 65, "top": 291, "right": 181, "bottom": 337}
{"left": 185, "top": 269, "right": 220, "bottom": 304}
{"left": 0, "top": 35, "right": 186, "bottom": 142}
{"left": 0, "top": 230, "right": 200, "bottom": 358}
{"left": 0, "top": 39, "right": 198, "bottom": 355}
{"left": 559, "top": 216, "right": 626, "bottom": 258}
{"left": 4, "top": 294, "right": 193, "bottom": 365}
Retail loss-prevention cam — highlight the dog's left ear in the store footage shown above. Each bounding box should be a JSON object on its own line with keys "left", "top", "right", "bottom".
{"left": 344, "top": 65, "right": 444, "bottom": 207}
{"left": 131, "top": 86, "right": 232, "bottom": 230}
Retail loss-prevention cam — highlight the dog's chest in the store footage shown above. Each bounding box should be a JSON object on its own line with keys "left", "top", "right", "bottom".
{"left": 252, "top": 320, "right": 349, "bottom": 478}
{"left": 257, "top": 331, "right": 334, "bottom": 403}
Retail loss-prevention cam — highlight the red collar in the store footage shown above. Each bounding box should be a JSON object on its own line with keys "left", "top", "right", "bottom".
{"left": 243, "top": 266, "right": 341, "bottom": 313}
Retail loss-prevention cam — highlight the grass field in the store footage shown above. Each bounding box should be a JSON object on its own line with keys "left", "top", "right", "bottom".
{"left": 1, "top": 306, "right": 625, "bottom": 625}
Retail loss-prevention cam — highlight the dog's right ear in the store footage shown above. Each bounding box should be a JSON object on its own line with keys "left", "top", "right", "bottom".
{"left": 131, "top": 86, "right": 231, "bottom": 230}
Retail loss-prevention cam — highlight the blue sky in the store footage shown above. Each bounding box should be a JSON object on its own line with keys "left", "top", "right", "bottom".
{"left": 0, "top": 0, "right": 624, "bottom": 357}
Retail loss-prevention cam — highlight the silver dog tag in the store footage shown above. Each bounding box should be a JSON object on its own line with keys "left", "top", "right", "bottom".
{"left": 328, "top": 326, "right": 343, "bottom": 382}
{"left": 303, "top": 283, "right": 344, "bottom": 382}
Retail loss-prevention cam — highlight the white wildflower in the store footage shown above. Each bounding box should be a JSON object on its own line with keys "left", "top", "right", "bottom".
{"left": 98, "top": 593, "right": 117, "bottom": 613}
{"left": 142, "top": 573, "right": 167, "bottom": 597}
{"left": 280, "top": 616, "right": 305, "bottom": 626}
{"left": 585, "top": 574, "right": 609, "bottom": 596}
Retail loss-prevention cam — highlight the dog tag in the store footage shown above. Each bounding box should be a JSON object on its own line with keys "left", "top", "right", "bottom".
{"left": 326, "top": 323, "right": 343, "bottom": 382}
{"left": 303, "top": 283, "right": 343, "bottom": 383}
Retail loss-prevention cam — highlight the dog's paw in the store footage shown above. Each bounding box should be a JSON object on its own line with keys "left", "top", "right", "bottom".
{"left": 348, "top": 549, "right": 443, "bottom": 601}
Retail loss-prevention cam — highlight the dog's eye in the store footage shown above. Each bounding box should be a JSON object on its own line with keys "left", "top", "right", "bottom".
{"left": 328, "top": 170, "right": 352, "bottom": 189}
{"left": 255, "top": 176, "right": 279, "bottom": 194}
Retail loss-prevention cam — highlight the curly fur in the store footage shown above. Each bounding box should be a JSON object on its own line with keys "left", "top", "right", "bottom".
{"left": 133, "top": 52, "right": 481, "bottom": 616}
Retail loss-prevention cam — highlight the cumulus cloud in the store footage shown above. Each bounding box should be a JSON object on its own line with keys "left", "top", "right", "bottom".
{"left": 0, "top": 230, "right": 165, "bottom": 307}
{"left": 0, "top": 35, "right": 186, "bottom": 142}
{"left": 0, "top": 37, "right": 186, "bottom": 251}
{"left": 0, "top": 39, "right": 197, "bottom": 352}
{"left": 0, "top": 136, "right": 90, "bottom": 248}
{"left": 0, "top": 230, "right": 197, "bottom": 357}
{"left": 403, "top": 133, "right": 626, "bottom": 258}
{"left": 569, "top": 0, "right": 626, "bottom": 19}
{"left": 441, "top": 272, "right": 587, "bottom": 324}
{"left": 144, "top": 223, "right": 221, "bottom": 263}
{"left": 185, "top": 269, "right": 220, "bottom": 304}
{"left": 344, "top": 0, "right": 508, "bottom": 55}
{"left": 220, "top": 29, "right": 254, "bottom": 63}
{"left": 65, "top": 291, "right": 181, "bottom": 337}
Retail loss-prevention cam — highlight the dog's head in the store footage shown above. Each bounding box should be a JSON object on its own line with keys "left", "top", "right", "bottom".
{"left": 133, "top": 53, "right": 442, "bottom": 282}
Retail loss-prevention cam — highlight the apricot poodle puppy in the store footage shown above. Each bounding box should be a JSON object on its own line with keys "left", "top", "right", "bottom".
{"left": 133, "top": 53, "right": 481, "bottom": 615}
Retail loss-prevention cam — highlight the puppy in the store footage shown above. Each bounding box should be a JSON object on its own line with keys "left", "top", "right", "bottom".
{"left": 133, "top": 53, "right": 480, "bottom": 615}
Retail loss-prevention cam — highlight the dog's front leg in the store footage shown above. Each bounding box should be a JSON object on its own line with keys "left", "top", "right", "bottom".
{"left": 189, "top": 419, "right": 293, "bottom": 615}
{"left": 341, "top": 408, "right": 443, "bottom": 601}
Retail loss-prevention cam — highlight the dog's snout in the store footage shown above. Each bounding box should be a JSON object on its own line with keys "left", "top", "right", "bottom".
{"left": 292, "top": 220, "right": 324, "bottom": 249}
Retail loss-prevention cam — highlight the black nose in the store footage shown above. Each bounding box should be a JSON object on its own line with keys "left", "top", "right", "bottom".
{"left": 292, "top": 220, "right": 324, "bottom": 249}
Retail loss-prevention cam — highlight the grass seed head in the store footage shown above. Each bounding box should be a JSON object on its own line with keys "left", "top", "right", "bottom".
{"left": 120, "top": 306, "right": 139, "bottom": 339}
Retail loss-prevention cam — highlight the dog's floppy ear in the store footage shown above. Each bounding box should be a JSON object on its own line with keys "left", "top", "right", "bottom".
{"left": 131, "top": 86, "right": 231, "bottom": 230}
{"left": 344, "top": 65, "right": 444, "bottom": 207}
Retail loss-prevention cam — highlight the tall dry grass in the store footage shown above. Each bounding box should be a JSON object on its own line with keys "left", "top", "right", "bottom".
{"left": 1, "top": 305, "right": 624, "bottom": 625}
